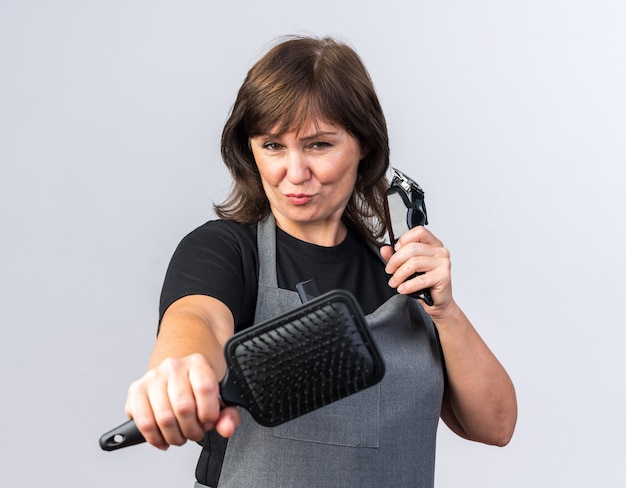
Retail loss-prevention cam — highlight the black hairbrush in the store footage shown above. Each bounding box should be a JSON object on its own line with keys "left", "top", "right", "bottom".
{"left": 99, "top": 289, "right": 385, "bottom": 451}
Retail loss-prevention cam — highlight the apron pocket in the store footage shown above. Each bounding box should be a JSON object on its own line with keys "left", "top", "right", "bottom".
{"left": 271, "top": 383, "right": 380, "bottom": 448}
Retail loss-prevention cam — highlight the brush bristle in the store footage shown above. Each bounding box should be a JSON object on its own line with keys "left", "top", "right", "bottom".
{"left": 229, "top": 302, "right": 375, "bottom": 425}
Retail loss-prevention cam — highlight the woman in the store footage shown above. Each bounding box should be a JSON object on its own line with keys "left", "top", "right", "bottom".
{"left": 125, "top": 36, "right": 517, "bottom": 487}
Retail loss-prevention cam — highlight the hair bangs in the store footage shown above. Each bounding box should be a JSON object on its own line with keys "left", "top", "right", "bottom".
{"left": 245, "top": 83, "right": 344, "bottom": 139}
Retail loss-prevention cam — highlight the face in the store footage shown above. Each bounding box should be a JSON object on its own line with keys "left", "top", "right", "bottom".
{"left": 250, "top": 119, "right": 366, "bottom": 246}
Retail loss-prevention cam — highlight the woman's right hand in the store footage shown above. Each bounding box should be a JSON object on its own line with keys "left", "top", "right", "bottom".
{"left": 125, "top": 352, "right": 241, "bottom": 450}
{"left": 124, "top": 295, "right": 241, "bottom": 450}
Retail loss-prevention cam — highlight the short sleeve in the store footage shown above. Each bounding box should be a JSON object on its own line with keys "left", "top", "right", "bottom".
{"left": 158, "top": 220, "right": 258, "bottom": 331}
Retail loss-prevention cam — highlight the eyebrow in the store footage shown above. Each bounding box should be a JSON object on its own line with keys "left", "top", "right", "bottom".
{"left": 298, "top": 131, "right": 338, "bottom": 142}
{"left": 254, "top": 130, "right": 339, "bottom": 142}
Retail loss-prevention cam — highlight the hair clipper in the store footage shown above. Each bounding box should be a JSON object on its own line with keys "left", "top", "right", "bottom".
{"left": 384, "top": 168, "right": 434, "bottom": 306}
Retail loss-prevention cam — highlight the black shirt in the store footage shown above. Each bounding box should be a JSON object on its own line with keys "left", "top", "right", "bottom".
{"left": 159, "top": 219, "right": 396, "bottom": 331}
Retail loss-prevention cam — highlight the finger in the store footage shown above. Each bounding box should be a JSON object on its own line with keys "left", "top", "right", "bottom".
{"left": 188, "top": 354, "right": 222, "bottom": 434}
{"left": 215, "top": 406, "right": 241, "bottom": 439}
{"left": 396, "top": 226, "right": 443, "bottom": 249}
{"left": 126, "top": 379, "right": 169, "bottom": 450}
{"left": 379, "top": 244, "right": 393, "bottom": 263}
{"left": 390, "top": 250, "right": 451, "bottom": 289}
{"left": 402, "top": 260, "right": 453, "bottom": 308}
{"left": 147, "top": 358, "right": 189, "bottom": 447}
{"left": 385, "top": 241, "right": 434, "bottom": 276}
{"left": 388, "top": 255, "right": 432, "bottom": 289}
{"left": 166, "top": 369, "right": 206, "bottom": 444}
{"left": 397, "top": 271, "right": 431, "bottom": 296}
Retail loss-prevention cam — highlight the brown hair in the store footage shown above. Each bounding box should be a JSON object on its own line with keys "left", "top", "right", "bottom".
{"left": 215, "top": 35, "right": 390, "bottom": 242}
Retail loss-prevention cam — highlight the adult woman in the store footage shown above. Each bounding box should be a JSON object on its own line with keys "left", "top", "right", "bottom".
{"left": 125, "top": 36, "right": 517, "bottom": 487}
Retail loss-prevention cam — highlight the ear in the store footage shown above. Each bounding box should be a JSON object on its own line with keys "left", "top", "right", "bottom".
{"left": 359, "top": 142, "right": 371, "bottom": 160}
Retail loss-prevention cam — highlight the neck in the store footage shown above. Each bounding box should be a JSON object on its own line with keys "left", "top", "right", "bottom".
{"left": 273, "top": 218, "right": 347, "bottom": 247}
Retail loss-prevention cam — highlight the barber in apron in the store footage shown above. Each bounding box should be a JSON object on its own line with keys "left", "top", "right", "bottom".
{"left": 194, "top": 216, "right": 444, "bottom": 488}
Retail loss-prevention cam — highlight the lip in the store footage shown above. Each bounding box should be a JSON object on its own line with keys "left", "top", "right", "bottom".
{"left": 285, "top": 193, "right": 315, "bottom": 205}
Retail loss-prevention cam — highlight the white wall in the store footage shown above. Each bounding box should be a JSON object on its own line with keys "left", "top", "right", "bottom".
{"left": 2, "top": 1, "right": 624, "bottom": 486}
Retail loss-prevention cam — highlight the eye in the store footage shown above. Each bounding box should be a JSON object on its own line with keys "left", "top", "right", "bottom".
{"left": 309, "top": 141, "right": 332, "bottom": 150}
{"left": 263, "top": 142, "right": 283, "bottom": 151}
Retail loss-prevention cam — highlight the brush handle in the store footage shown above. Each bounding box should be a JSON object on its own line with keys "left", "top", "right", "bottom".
{"left": 99, "top": 419, "right": 145, "bottom": 451}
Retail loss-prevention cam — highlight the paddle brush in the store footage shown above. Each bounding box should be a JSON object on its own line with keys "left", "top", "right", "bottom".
{"left": 99, "top": 289, "right": 384, "bottom": 451}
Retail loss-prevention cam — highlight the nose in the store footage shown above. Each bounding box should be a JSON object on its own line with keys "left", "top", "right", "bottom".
{"left": 286, "top": 150, "right": 311, "bottom": 184}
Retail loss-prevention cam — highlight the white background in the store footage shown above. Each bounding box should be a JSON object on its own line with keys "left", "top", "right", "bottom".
{"left": 2, "top": 1, "right": 625, "bottom": 486}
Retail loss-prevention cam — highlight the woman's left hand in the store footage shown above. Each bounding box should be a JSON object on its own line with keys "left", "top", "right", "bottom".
{"left": 380, "top": 226, "right": 453, "bottom": 317}
{"left": 382, "top": 226, "right": 518, "bottom": 447}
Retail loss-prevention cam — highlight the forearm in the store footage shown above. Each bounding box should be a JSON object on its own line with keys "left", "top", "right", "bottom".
{"left": 434, "top": 302, "right": 517, "bottom": 446}
{"left": 149, "top": 295, "right": 235, "bottom": 379}
{"left": 124, "top": 295, "right": 239, "bottom": 448}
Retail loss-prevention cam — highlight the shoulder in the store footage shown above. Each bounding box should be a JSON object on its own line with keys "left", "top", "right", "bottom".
{"left": 185, "top": 219, "right": 257, "bottom": 242}
{"left": 177, "top": 219, "right": 258, "bottom": 256}
{"left": 160, "top": 219, "right": 260, "bottom": 327}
